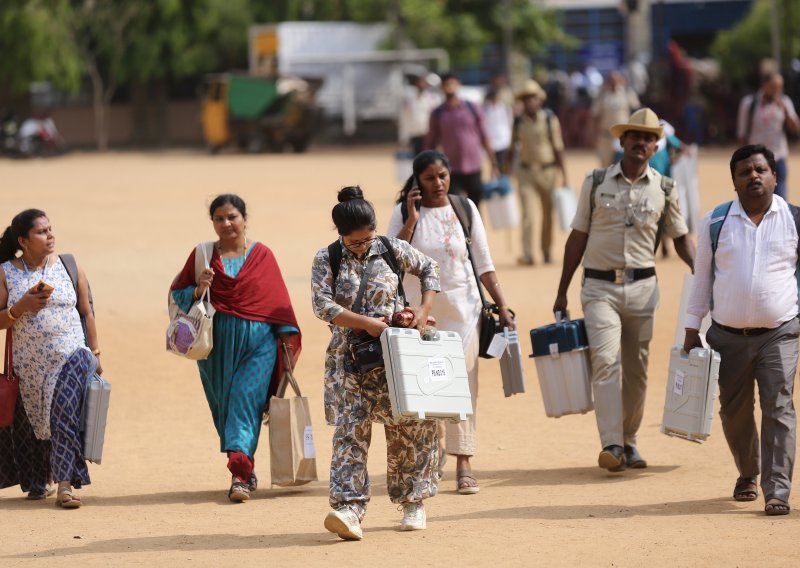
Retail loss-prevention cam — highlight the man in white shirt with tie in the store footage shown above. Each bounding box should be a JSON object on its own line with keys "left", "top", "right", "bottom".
{"left": 684, "top": 144, "right": 800, "bottom": 516}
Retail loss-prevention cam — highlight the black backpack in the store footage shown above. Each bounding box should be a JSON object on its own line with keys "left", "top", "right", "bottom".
{"left": 327, "top": 235, "right": 407, "bottom": 305}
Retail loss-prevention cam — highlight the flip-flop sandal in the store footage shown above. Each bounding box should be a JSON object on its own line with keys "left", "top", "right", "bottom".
{"left": 457, "top": 472, "right": 480, "bottom": 495}
{"left": 248, "top": 472, "right": 258, "bottom": 493}
{"left": 55, "top": 489, "right": 82, "bottom": 509}
{"left": 765, "top": 498, "right": 791, "bottom": 516}
{"left": 733, "top": 476, "right": 758, "bottom": 502}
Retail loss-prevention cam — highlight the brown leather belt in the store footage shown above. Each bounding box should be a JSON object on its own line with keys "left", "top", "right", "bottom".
{"left": 712, "top": 321, "right": 772, "bottom": 336}
{"left": 584, "top": 267, "right": 656, "bottom": 284}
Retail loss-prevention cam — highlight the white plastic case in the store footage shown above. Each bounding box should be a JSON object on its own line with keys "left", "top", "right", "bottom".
{"left": 381, "top": 327, "right": 473, "bottom": 421}
{"left": 661, "top": 346, "right": 720, "bottom": 443}
{"left": 533, "top": 348, "right": 593, "bottom": 418}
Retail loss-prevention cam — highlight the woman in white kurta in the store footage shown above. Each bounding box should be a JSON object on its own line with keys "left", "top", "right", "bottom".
{"left": 0, "top": 209, "right": 101, "bottom": 508}
{"left": 387, "top": 150, "right": 514, "bottom": 495}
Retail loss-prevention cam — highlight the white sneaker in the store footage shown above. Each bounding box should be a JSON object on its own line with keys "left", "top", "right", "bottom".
{"left": 324, "top": 506, "right": 363, "bottom": 541}
{"left": 400, "top": 502, "right": 427, "bottom": 531}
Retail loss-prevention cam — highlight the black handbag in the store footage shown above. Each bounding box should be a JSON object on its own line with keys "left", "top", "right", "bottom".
{"left": 349, "top": 333, "right": 384, "bottom": 373}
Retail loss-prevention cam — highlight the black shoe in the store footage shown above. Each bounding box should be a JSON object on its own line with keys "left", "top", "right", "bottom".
{"left": 598, "top": 445, "right": 626, "bottom": 472}
{"left": 624, "top": 445, "right": 647, "bottom": 469}
{"left": 543, "top": 252, "right": 552, "bottom": 264}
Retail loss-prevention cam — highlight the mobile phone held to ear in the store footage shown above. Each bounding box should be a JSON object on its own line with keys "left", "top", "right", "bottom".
{"left": 29, "top": 280, "right": 55, "bottom": 294}
{"left": 414, "top": 178, "right": 422, "bottom": 210}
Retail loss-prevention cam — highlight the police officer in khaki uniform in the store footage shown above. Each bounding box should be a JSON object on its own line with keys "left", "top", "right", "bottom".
{"left": 505, "top": 80, "right": 568, "bottom": 266}
{"left": 553, "top": 108, "right": 695, "bottom": 471}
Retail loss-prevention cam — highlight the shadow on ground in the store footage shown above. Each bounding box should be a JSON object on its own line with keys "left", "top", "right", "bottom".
{"left": 0, "top": 483, "right": 329, "bottom": 511}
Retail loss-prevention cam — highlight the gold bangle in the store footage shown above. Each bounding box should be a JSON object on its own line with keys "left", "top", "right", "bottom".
{"left": 6, "top": 306, "right": 17, "bottom": 321}
{"left": 498, "top": 305, "right": 510, "bottom": 311}
{"left": 92, "top": 349, "right": 101, "bottom": 357}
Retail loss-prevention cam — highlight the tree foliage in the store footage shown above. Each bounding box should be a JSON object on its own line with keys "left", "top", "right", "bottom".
{"left": 0, "top": 1, "right": 82, "bottom": 95}
{"left": 710, "top": 0, "right": 800, "bottom": 88}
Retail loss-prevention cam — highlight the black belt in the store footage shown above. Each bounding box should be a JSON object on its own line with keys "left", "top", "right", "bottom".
{"left": 584, "top": 267, "right": 656, "bottom": 284}
{"left": 521, "top": 161, "right": 557, "bottom": 169}
{"left": 712, "top": 321, "right": 772, "bottom": 336}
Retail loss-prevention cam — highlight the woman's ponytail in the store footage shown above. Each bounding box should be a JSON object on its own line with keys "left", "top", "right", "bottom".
{"left": 0, "top": 209, "right": 47, "bottom": 264}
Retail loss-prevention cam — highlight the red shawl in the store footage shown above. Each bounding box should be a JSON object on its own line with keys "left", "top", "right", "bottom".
{"left": 171, "top": 242, "right": 302, "bottom": 403}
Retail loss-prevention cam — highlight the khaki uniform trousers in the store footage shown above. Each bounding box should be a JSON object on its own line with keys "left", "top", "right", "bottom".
{"left": 581, "top": 276, "right": 659, "bottom": 448}
{"left": 517, "top": 165, "right": 557, "bottom": 261}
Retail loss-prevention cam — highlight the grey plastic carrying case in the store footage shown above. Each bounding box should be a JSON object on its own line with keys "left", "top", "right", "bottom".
{"left": 499, "top": 327, "right": 526, "bottom": 397}
{"left": 82, "top": 373, "right": 111, "bottom": 464}
{"left": 661, "top": 346, "right": 720, "bottom": 443}
{"left": 381, "top": 327, "right": 473, "bottom": 422}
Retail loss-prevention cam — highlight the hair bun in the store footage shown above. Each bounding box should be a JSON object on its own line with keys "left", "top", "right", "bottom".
{"left": 338, "top": 185, "right": 364, "bottom": 203}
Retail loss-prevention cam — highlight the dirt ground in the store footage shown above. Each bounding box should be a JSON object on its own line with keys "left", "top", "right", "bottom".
{"left": 1, "top": 145, "right": 799, "bottom": 567}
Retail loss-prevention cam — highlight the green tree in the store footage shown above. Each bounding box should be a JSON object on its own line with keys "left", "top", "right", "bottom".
{"left": 0, "top": 1, "right": 82, "bottom": 97}
{"left": 711, "top": 0, "right": 800, "bottom": 88}
{"left": 247, "top": 0, "right": 573, "bottom": 67}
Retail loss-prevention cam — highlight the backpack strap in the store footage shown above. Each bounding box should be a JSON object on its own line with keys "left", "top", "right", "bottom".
{"left": 433, "top": 100, "right": 480, "bottom": 130}
{"left": 448, "top": 194, "right": 473, "bottom": 242}
{"left": 544, "top": 108, "right": 555, "bottom": 150}
{"left": 709, "top": 201, "right": 733, "bottom": 254}
{"left": 59, "top": 253, "right": 92, "bottom": 345}
{"left": 587, "top": 168, "right": 607, "bottom": 222}
{"left": 653, "top": 175, "right": 676, "bottom": 253}
{"left": 327, "top": 240, "right": 342, "bottom": 289}
{"left": 327, "top": 237, "right": 408, "bottom": 306}
{"left": 449, "top": 195, "right": 489, "bottom": 307}
{"left": 787, "top": 203, "right": 800, "bottom": 298}
{"left": 708, "top": 200, "right": 734, "bottom": 310}
{"left": 378, "top": 236, "right": 408, "bottom": 307}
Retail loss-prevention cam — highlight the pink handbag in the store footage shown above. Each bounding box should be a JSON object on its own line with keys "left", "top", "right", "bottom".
{"left": 0, "top": 331, "right": 19, "bottom": 428}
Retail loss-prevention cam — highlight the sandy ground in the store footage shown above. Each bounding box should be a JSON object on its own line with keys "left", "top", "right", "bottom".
{"left": 1, "top": 145, "right": 799, "bottom": 567}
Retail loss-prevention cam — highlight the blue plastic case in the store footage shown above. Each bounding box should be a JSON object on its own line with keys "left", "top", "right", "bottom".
{"left": 530, "top": 319, "right": 589, "bottom": 358}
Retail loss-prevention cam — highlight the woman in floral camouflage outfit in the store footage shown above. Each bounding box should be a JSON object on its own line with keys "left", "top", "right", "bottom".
{"left": 311, "top": 186, "right": 440, "bottom": 540}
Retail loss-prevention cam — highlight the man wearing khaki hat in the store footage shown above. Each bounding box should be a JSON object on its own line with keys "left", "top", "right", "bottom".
{"left": 553, "top": 108, "right": 695, "bottom": 472}
{"left": 505, "top": 80, "right": 568, "bottom": 265}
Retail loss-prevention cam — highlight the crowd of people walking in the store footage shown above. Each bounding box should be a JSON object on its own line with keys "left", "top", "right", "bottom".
{"left": 2, "top": 69, "right": 799, "bottom": 541}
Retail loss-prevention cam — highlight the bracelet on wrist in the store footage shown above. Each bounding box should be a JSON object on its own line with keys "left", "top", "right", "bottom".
{"left": 92, "top": 349, "right": 101, "bottom": 357}
{"left": 6, "top": 306, "right": 17, "bottom": 320}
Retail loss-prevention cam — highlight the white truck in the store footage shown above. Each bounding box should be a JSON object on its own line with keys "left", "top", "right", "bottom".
{"left": 249, "top": 22, "right": 448, "bottom": 136}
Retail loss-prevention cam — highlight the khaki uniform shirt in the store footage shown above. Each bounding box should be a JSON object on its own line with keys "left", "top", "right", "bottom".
{"left": 571, "top": 162, "right": 689, "bottom": 270}
{"left": 514, "top": 110, "right": 564, "bottom": 167}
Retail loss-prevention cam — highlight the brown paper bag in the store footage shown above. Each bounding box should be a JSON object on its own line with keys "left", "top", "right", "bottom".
{"left": 269, "top": 345, "right": 318, "bottom": 487}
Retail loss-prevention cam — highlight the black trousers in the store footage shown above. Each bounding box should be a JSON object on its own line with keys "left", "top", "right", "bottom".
{"left": 449, "top": 171, "right": 483, "bottom": 207}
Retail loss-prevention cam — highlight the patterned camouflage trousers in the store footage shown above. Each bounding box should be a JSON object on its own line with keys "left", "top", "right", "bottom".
{"left": 328, "top": 371, "right": 439, "bottom": 519}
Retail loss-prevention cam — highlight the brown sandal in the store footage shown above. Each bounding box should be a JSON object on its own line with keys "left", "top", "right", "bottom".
{"left": 733, "top": 477, "right": 758, "bottom": 502}
{"left": 456, "top": 471, "right": 480, "bottom": 495}
{"left": 55, "top": 488, "right": 82, "bottom": 509}
{"left": 765, "top": 498, "right": 791, "bottom": 516}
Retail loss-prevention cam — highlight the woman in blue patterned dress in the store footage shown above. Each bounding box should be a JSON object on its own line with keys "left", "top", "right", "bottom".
{"left": 311, "top": 186, "right": 440, "bottom": 540}
{"left": 170, "top": 194, "right": 301, "bottom": 503}
{"left": 0, "top": 209, "right": 101, "bottom": 508}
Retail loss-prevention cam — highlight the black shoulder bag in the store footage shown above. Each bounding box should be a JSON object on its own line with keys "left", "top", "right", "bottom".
{"left": 449, "top": 195, "right": 514, "bottom": 359}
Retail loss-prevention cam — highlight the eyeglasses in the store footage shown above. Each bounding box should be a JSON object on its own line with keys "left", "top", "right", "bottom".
{"left": 344, "top": 236, "right": 376, "bottom": 250}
